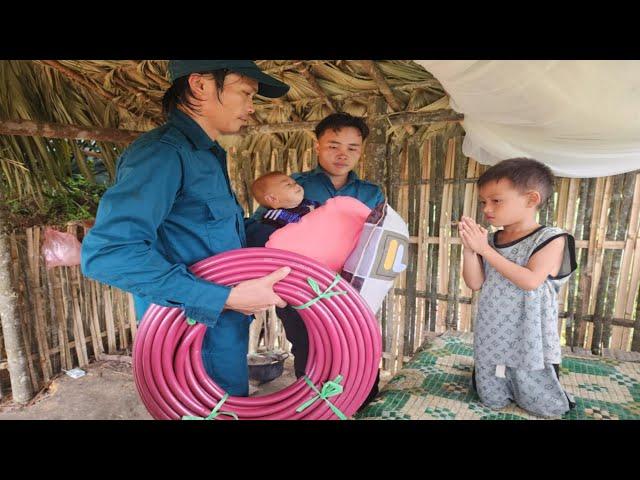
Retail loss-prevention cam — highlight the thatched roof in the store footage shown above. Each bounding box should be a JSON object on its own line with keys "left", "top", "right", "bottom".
{"left": 0, "top": 60, "right": 459, "bottom": 201}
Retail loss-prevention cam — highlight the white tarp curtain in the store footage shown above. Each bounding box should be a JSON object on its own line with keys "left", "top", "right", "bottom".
{"left": 416, "top": 60, "right": 640, "bottom": 178}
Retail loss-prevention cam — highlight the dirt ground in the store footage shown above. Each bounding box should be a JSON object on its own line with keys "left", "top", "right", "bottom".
{"left": 0, "top": 357, "right": 301, "bottom": 420}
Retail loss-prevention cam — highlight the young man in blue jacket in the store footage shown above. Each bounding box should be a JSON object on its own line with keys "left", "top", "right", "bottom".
{"left": 246, "top": 113, "right": 385, "bottom": 409}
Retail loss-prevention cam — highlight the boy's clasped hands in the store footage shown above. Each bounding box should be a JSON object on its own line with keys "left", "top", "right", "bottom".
{"left": 458, "top": 216, "right": 490, "bottom": 256}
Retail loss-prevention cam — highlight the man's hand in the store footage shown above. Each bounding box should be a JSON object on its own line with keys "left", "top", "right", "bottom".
{"left": 224, "top": 267, "right": 291, "bottom": 316}
{"left": 458, "top": 216, "right": 490, "bottom": 256}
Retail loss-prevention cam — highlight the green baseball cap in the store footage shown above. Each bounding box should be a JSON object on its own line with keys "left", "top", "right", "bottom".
{"left": 168, "top": 60, "right": 290, "bottom": 98}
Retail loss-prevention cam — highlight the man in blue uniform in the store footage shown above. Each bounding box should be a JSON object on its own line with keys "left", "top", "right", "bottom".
{"left": 81, "top": 60, "right": 291, "bottom": 397}
{"left": 246, "top": 113, "right": 385, "bottom": 408}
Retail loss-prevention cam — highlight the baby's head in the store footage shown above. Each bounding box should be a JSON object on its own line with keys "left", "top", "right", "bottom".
{"left": 477, "top": 158, "right": 555, "bottom": 227}
{"left": 251, "top": 171, "right": 305, "bottom": 209}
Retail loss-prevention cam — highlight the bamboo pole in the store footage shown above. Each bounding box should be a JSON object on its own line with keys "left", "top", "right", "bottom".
{"left": 446, "top": 137, "right": 466, "bottom": 331}
{"left": 631, "top": 278, "right": 640, "bottom": 351}
{"left": 555, "top": 178, "right": 571, "bottom": 333}
{"left": 45, "top": 259, "right": 71, "bottom": 371}
{"left": 458, "top": 159, "right": 477, "bottom": 332}
{"left": 101, "top": 288, "right": 119, "bottom": 354}
{"left": 576, "top": 178, "right": 605, "bottom": 348}
{"left": 404, "top": 141, "right": 419, "bottom": 356}
{"left": 111, "top": 288, "right": 127, "bottom": 350}
{"left": 127, "top": 292, "right": 137, "bottom": 340}
{"left": 415, "top": 140, "right": 431, "bottom": 347}
{"left": 98, "top": 280, "right": 115, "bottom": 354}
{"left": 56, "top": 267, "right": 74, "bottom": 366}
{"left": 591, "top": 175, "right": 622, "bottom": 355}
{"left": 25, "top": 227, "right": 52, "bottom": 381}
{"left": 603, "top": 173, "right": 636, "bottom": 349}
{"left": 394, "top": 143, "right": 409, "bottom": 369}
{"left": 468, "top": 164, "right": 485, "bottom": 332}
{"left": 617, "top": 173, "right": 640, "bottom": 349}
{"left": 384, "top": 143, "right": 402, "bottom": 371}
{"left": 563, "top": 178, "right": 581, "bottom": 347}
{"left": 437, "top": 138, "right": 455, "bottom": 330}
{"left": 86, "top": 279, "right": 105, "bottom": 358}
{"left": 64, "top": 262, "right": 89, "bottom": 367}
{"left": 249, "top": 313, "right": 264, "bottom": 354}
{"left": 390, "top": 142, "right": 406, "bottom": 369}
{"left": 428, "top": 136, "right": 445, "bottom": 332}
{"left": 572, "top": 178, "right": 592, "bottom": 347}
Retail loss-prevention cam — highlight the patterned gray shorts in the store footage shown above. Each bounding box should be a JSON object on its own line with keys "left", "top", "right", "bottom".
{"left": 473, "top": 362, "right": 571, "bottom": 418}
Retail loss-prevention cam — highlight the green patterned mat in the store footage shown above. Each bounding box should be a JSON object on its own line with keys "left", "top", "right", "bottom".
{"left": 356, "top": 332, "right": 640, "bottom": 420}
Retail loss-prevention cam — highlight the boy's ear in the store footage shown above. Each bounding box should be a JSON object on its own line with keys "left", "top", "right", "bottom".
{"left": 527, "top": 190, "right": 542, "bottom": 208}
{"left": 314, "top": 141, "right": 319, "bottom": 155}
{"left": 264, "top": 193, "right": 277, "bottom": 205}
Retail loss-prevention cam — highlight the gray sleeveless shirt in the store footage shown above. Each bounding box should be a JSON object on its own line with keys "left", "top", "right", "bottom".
{"left": 474, "top": 226, "right": 577, "bottom": 371}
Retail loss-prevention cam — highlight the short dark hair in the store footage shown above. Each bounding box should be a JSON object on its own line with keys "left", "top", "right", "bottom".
{"left": 477, "top": 158, "right": 555, "bottom": 207}
{"left": 314, "top": 113, "right": 369, "bottom": 141}
{"left": 251, "top": 171, "right": 288, "bottom": 207}
{"left": 162, "top": 69, "right": 230, "bottom": 117}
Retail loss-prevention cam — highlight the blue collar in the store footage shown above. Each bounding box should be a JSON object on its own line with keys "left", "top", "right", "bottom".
{"left": 311, "top": 165, "right": 358, "bottom": 187}
{"left": 168, "top": 109, "right": 224, "bottom": 154}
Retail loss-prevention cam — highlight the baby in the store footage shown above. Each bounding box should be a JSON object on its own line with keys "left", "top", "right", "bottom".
{"left": 246, "top": 171, "right": 320, "bottom": 247}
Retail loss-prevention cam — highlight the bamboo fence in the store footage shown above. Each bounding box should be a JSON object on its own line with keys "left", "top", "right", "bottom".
{"left": 2, "top": 134, "right": 640, "bottom": 398}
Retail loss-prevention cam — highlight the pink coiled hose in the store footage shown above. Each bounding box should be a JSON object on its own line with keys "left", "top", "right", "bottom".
{"left": 132, "top": 247, "right": 382, "bottom": 420}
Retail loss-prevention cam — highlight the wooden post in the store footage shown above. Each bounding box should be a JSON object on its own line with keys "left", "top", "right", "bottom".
{"left": 9, "top": 234, "right": 38, "bottom": 391}
{"left": 364, "top": 96, "right": 388, "bottom": 188}
{"left": 0, "top": 118, "right": 142, "bottom": 144}
{"left": 0, "top": 221, "right": 33, "bottom": 403}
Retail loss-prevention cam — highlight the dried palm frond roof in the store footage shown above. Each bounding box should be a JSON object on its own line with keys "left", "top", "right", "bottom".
{"left": 0, "top": 60, "right": 459, "bottom": 201}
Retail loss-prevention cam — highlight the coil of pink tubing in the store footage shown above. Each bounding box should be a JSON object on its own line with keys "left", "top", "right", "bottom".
{"left": 132, "top": 247, "right": 382, "bottom": 420}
